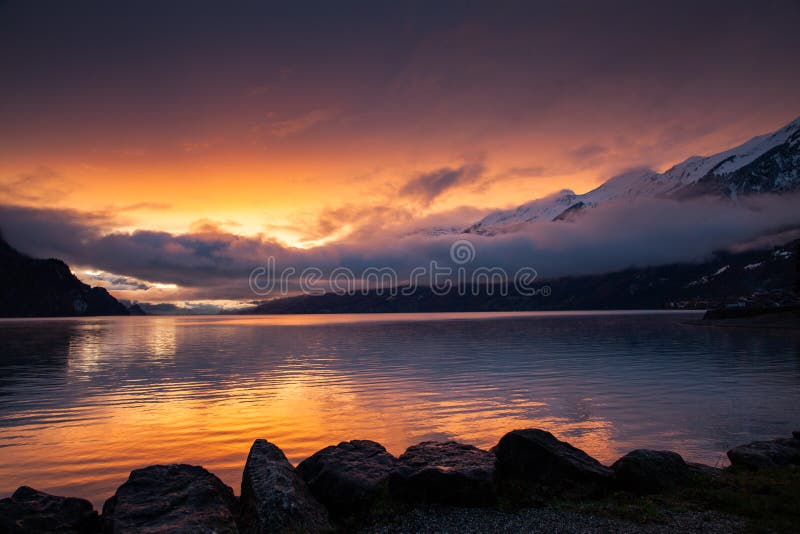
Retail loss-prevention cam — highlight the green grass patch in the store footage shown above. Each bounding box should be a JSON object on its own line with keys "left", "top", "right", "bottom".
{"left": 564, "top": 466, "right": 800, "bottom": 533}
{"left": 671, "top": 466, "right": 800, "bottom": 533}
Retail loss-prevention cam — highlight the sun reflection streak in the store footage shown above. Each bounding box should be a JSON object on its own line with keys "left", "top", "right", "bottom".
{"left": 2, "top": 313, "right": 796, "bottom": 508}
{"left": 0, "top": 363, "right": 617, "bottom": 508}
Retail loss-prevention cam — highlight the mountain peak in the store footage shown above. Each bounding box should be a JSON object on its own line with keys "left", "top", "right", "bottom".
{"left": 553, "top": 188, "right": 578, "bottom": 198}
{"left": 664, "top": 116, "right": 800, "bottom": 183}
{"left": 457, "top": 115, "right": 800, "bottom": 235}
{"left": 780, "top": 115, "right": 800, "bottom": 131}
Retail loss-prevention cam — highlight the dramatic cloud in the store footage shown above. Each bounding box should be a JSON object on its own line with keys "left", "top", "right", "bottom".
{"left": 0, "top": 167, "right": 75, "bottom": 204}
{"left": 2, "top": 193, "right": 800, "bottom": 302}
{"left": 399, "top": 163, "right": 485, "bottom": 206}
{"left": 1, "top": 0, "right": 799, "bottom": 234}
{"left": 1, "top": 1, "right": 798, "bottom": 315}
{"left": 268, "top": 202, "right": 486, "bottom": 245}
{"left": 81, "top": 271, "right": 151, "bottom": 291}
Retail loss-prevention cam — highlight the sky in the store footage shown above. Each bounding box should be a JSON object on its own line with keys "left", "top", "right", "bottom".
{"left": 1, "top": 0, "right": 800, "bottom": 307}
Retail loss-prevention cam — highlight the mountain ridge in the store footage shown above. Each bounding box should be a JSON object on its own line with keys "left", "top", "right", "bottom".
{"left": 0, "top": 232, "right": 129, "bottom": 317}
{"left": 461, "top": 116, "right": 800, "bottom": 236}
{"left": 244, "top": 240, "right": 799, "bottom": 314}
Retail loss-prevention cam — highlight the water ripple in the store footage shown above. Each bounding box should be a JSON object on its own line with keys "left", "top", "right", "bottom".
{"left": 0, "top": 312, "right": 798, "bottom": 507}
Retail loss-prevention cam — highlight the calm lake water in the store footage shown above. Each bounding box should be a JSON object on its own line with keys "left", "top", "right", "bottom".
{"left": 1, "top": 311, "right": 799, "bottom": 506}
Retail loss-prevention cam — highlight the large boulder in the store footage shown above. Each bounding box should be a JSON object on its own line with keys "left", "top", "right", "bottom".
{"left": 240, "top": 439, "right": 330, "bottom": 533}
{"left": 296, "top": 440, "right": 397, "bottom": 516}
{"left": 611, "top": 449, "right": 690, "bottom": 493}
{"left": 686, "top": 462, "right": 722, "bottom": 481}
{"left": 389, "top": 441, "right": 496, "bottom": 506}
{"left": 0, "top": 486, "right": 99, "bottom": 533}
{"left": 727, "top": 434, "right": 800, "bottom": 470}
{"left": 493, "top": 429, "right": 612, "bottom": 500}
{"left": 102, "top": 464, "right": 239, "bottom": 533}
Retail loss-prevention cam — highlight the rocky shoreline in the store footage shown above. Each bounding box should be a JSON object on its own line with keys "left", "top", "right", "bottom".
{"left": 2, "top": 429, "right": 799, "bottom": 533}
{"left": 696, "top": 306, "right": 800, "bottom": 330}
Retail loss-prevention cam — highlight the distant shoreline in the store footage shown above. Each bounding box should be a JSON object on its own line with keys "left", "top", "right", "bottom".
{"left": 686, "top": 306, "right": 800, "bottom": 330}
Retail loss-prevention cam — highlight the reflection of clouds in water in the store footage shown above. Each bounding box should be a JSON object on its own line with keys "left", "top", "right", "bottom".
{"left": 0, "top": 313, "right": 799, "bottom": 507}
{"left": 67, "top": 323, "right": 106, "bottom": 373}
{"left": 67, "top": 319, "right": 177, "bottom": 374}
{"left": 143, "top": 320, "right": 177, "bottom": 360}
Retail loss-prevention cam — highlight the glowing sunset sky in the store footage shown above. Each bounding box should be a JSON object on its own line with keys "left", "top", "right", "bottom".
{"left": 1, "top": 0, "right": 799, "bottom": 305}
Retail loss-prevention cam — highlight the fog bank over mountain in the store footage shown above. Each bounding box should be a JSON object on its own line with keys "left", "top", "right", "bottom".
{"left": 1, "top": 191, "right": 799, "bottom": 302}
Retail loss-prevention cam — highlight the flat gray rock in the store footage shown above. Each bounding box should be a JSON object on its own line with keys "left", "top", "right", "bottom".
{"left": 102, "top": 464, "right": 239, "bottom": 533}
{"left": 390, "top": 441, "right": 496, "bottom": 506}
{"left": 240, "top": 439, "right": 330, "bottom": 533}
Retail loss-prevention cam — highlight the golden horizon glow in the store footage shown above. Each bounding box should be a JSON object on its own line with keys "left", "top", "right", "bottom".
{"left": 2, "top": 0, "right": 799, "bottom": 304}
{"left": 1, "top": 114, "right": 794, "bottom": 245}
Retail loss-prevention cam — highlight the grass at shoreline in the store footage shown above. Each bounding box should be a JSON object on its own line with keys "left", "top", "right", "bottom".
{"left": 565, "top": 467, "right": 800, "bottom": 533}
{"left": 358, "top": 467, "right": 799, "bottom": 533}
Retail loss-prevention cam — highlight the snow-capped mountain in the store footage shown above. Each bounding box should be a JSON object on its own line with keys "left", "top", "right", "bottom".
{"left": 462, "top": 116, "right": 800, "bottom": 236}
{"left": 463, "top": 189, "right": 581, "bottom": 234}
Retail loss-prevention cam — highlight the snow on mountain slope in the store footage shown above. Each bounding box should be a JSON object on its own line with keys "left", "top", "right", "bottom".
{"left": 463, "top": 169, "right": 656, "bottom": 235}
{"left": 667, "top": 116, "right": 800, "bottom": 182}
{"left": 464, "top": 189, "right": 580, "bottom": 234}
{"left": 463, "top": 116, "right": 800, "bottom": 236}
{"left": 675, "top": 118, "right": 800, "bottom": 199}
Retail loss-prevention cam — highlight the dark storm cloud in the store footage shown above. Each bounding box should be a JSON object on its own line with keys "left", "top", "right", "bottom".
{"left": 1, "top": 0, "right": 800, "bottom": 301}
{"left": 2, "top": 193, "right": 800, "bottom": 300}
{"left": 399, "top": 164, "right": 485, "bottom": 206}
{"left": 1, "top": 0, "right": 798, "bottom": 162}
{"left": 0, "top": 205, "right": 113, "bottom": 259}
{"left": 569, "top": 145, "right": 609, "bottom": 162}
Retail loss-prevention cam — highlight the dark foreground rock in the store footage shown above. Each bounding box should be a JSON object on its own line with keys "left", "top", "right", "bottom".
{"left": 240, "top": 439, "right": 330, "bottom": 533}
{"left": 0, "top": 486, "right": 99, "bottom": 533}
{"left": 296, "top": 440, "right": 397, "bottom": 516}
{"left": 727, "top": 433, "right": 800, "bottom": 470}
{"left": 686, "top": 461, "right": 723, "bottom": 480}
{"left": 611, "top": 449, "right": 691, "bottom": 493}
{"left": 102, "top": 464, "right": 238, "bottom": 533}
{"left": 494, "top": 429, "right": 612, "bottom": 500}
{"left": 6, "top": 431, "right": 797, "bottom": 533}
{"left": 389, "top": 441, "right": 496, "bottom": 506}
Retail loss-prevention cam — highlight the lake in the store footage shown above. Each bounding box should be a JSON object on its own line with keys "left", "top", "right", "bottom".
{"left": 1, "top": 311, "right": 798, "bottom": 506}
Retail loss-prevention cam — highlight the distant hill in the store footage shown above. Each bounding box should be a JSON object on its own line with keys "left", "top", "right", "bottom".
{"left": 127, "top": 303, "right": 148, "bottom": 316}
{"left": 0, "top": 233, "right": 129, "bottom": 317}
{"left": 245, "top": 240, "right": 799, "bottom": 314}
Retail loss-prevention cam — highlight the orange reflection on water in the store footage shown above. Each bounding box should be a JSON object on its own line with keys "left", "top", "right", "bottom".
{"left": 0, "top": 356, "right": 617, "bottom": 508}
{"left": 0, "top": 313, "right": 748, "bottom": 508}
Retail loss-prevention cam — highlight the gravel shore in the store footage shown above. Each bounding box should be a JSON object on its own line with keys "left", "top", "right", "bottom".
{"left": 361, "top": 505, "right": 745, "bottom": 533}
